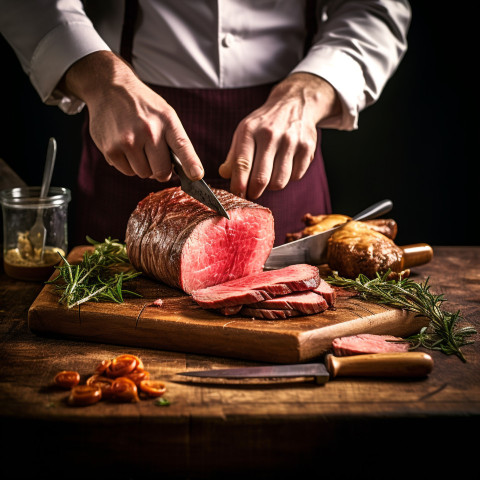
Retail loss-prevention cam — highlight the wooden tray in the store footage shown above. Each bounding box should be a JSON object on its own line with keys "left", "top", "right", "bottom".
{"left": 27, "top": 246, "right": 428, "bottom": 363}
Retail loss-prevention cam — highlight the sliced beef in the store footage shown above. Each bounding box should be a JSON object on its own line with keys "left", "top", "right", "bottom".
{"left": 126, "top": 187, "right": 274, "bottom": 294}
{"left": 248, "top": 290, "right": 328, "bottom": 315}
{"left": 191, "top": 264, "right": 320, "bottom": 309}
{"left": 332, "top": 333, "right": 410, "bottom": 356}
{"left": 331, "top": 285, "right": 357, "bottom": 298}
{"left": 312, "top": 278, "right": 336, "bottom": 307}
{"left": 217, "top": 305, "right": 243, "bottom": 316}
{"left": 216, "top": 289, "right": 328, "bottom": 318}
{"left": 240, "top": 307, "right": 303, "bottom": 320}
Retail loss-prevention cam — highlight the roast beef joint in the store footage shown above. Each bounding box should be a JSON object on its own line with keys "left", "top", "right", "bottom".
{"left": 126, "top": 187, "right": 274, "bottom": 294}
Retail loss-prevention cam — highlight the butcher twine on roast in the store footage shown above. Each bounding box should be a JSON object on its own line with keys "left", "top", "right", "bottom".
{"left": 125, "top": 187, "right": 275, "bottom": 294}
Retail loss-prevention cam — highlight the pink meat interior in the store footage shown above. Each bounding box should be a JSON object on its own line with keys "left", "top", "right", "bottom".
{"left": 179, "top": 207, "right": 274, "bottom": 293}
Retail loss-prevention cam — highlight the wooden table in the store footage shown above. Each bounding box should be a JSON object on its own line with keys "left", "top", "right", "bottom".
{"left": 1, "top": 246, "right": 479, "bottom": 479}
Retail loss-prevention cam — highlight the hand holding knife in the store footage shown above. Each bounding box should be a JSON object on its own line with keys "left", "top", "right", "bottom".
{"left": 170, "top": 149, "right": 230, "bottom": 219}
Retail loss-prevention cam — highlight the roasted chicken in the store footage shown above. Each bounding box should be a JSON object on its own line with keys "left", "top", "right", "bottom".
{"left": 286, "top": 213, "right": 431, "bottom": 279}
{"left": 326, "top": 220, "right": 409, "bottom": 279}
{"left": 286, "top": 215, "right": 398, "bottom": 242}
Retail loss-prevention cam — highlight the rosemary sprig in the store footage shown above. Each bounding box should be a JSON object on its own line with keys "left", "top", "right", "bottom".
{"left": 326, "top": 271, "right": 476, "bottom": 362}
{"left": 48, "top": 237, "right": 142, "bottom": 309}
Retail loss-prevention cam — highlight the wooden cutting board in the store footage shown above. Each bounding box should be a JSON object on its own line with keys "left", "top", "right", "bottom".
{"left": 27, "top": 246, "right": 429, "bottom": 364}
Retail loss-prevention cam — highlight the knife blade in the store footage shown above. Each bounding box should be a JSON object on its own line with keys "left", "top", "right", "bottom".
{"left": 170, "top": 150, "right": 230, "bottom": 219}
{"left": 264, "top": 198, "right": 393, "bottom": 270}
{"left": 176, "top": 352, "right": 434, "bottom": 385}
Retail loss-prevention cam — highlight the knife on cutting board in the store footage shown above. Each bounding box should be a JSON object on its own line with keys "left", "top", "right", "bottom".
{"left": 170, "top": 149, "right": 230, "bottom": 219}
{"left": 176, "top": 352, "right": 434, "bottom": 385}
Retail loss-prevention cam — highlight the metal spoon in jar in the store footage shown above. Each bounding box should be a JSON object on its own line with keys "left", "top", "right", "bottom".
{"left": 28, "top": 137, "right": 57, "bottom": 262}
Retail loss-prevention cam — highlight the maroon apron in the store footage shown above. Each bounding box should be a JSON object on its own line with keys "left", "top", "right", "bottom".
{"left": 75, "top": 0, "right": 331, "bottom": 247}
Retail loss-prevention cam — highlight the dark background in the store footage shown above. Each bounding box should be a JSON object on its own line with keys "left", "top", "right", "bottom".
{"left": 1, "top": 3, "right": 477, "bottom": 248}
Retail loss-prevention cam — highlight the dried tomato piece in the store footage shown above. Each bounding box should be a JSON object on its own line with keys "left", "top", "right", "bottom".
{"left": 54, "top": 370, "right": 80, "bottom": 389}
{"left": 116, "top": 354, "right": 144, "bottom": 371}
{"left": 86, "top": 374, "right": 115, "bottom": 400}
{"left": 139, "top": 380, "right": 167, "bottom": 397}
{"left": 106, "top": 354, "right": 146, "bottom": 378}
{"left": 106, "top": 355, "right": 137, "bottom": 378}
{"left": 95, "top": 359, "right": 112, "bottom": 375}
{"left": 125, "top": 368, "right": 150, "bottom": 386}
{"left": 68, "top": 385, "right": 102, "bottom": 407}
{"left": 112, "top": 377, "right": 140, "bottom": 403}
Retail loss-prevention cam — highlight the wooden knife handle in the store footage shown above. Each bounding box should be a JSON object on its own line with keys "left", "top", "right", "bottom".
{"left": 401, "top": 243, "right": 434, "bottom": 269}
{"left": 325, "top": 352, "right": 434, "bottom": 378}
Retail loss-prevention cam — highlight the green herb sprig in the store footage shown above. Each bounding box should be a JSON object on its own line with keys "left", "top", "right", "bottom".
{"left": 48, "top": 236, "right": 142, "bottom": 309}
{"left": 326, "top": 271, "right": 476, "bottom": 362}
{"left": 154, "top": 397, "right": 171, "bottom": 407}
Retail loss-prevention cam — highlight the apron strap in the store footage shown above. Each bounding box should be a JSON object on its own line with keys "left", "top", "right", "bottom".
{"left": 304, "top": 0, "right": 318, "bottom": 55}
{"left": 120, "top": 0, "right": 139, "bottom": 64}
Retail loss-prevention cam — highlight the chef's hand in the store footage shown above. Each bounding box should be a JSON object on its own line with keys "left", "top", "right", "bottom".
{"left": 219, "top": 72, "right": 341, "bottom": 199}
{"left": 59, "top": 51, "right": 204, "bottom": 182}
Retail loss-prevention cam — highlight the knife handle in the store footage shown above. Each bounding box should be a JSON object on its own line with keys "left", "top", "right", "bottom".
{"left": 325, "top": 352, "right": 433, "bottom": 378}
{"left": 400, "top": 243, "right": 434, "bottom": 269}
{"left": 170, "top": 149, "right": 184, "bottom": 177}
{"left": 352, "top": 199, "right": 393, "bottom": 222}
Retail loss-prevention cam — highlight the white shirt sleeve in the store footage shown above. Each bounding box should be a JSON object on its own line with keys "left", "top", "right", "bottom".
{"left": 292, "top": 0, "right": 411, "bottom": 130}
{"left": 0, "top": 0, "right": 411, "bottom": 125}
{"left": 0, "top": 0, "right": 111, "bottom": 114}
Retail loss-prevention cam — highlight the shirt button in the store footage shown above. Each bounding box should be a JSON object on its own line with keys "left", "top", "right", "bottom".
{"left": 222, "top": 33, "right": 235, "bottom": 48}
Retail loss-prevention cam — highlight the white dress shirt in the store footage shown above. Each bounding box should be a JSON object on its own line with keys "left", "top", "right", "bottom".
{"left": 0, "top": 0, "right": 411, "bottom": 130}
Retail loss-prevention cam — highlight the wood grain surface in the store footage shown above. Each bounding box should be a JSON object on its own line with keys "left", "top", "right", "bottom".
{"left": 2, "top": 246, "right": 479, "bottom": 479}
{"left": 28, "top": 246, "right": 429, "bottom": 363}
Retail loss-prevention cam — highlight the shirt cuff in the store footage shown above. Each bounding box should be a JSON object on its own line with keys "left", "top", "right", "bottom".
{"left": 30, "top": 21, "right": 111, "bottom": 115}
{"left": 291, "top": 46, "right": 366, "bottom": 130}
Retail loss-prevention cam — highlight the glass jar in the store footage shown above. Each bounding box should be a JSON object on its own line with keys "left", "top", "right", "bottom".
{"left": 0, "top": 186, "right": 71, "bottom": 281}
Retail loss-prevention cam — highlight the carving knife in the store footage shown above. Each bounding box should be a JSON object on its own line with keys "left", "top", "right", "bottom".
{"left": 176, "top": 352, "right": 434, "bottom": 385}
{"left": 170, "top": 149, "right": 230, "bottom": 219}
{"left": 264, "top": 198, "right": 393, "bottom": 270}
